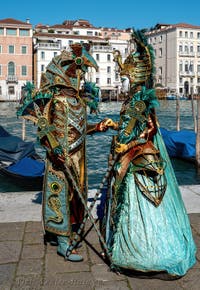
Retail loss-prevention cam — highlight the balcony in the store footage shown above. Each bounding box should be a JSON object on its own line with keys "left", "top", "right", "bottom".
{"left": 91, "top": 45, "right": 113, "bottom": 53}
{"left": 178, "top": 51, "right": 195, "bottom": 57}
{"left": 179, "top": 71, "right": 195, "bottom": 77}
{"left": 37, "top": 42, "right": 61, "bottom": 50}
{"left": 6, "top": 75, "right": 18, "bottom": 83}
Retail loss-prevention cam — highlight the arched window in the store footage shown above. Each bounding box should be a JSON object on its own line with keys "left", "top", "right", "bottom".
{"left": 8, "top": 61, "right": 15, "bottom": 76}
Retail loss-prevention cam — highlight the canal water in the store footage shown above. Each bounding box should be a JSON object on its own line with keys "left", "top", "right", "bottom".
{"left": 0, "top": 100, "right": 199, "bottom": 192}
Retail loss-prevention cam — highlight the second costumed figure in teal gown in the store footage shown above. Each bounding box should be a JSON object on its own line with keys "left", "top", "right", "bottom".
{"left": 102, "top": 30, "right": 196, "bottom": 278}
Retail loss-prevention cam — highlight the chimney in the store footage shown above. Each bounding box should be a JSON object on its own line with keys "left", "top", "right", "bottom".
{"left": 26, "top": 18, "right": 30, "bottom": 24}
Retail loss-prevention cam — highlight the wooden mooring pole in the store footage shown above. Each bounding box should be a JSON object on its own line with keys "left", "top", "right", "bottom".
{"left": 191, "top": 94, "right": 197, "bottom": 133}
{"left": 22, "top": 119, "right": 26, "bottom": 141}
{"left": 196, "top": 98, "right": 200, "bottom": 174}
{"left": 176, "top": 94, "right": 180, "bottom": 131}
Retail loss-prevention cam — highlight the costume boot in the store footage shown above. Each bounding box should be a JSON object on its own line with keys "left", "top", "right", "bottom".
{"left": 57, "top": 235, "right": 83, "bottom": 262}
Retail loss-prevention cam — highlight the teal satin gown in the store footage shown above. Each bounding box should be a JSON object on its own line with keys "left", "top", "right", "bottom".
{"left": 104, "top": 88, "right": 196, "bottom": 277}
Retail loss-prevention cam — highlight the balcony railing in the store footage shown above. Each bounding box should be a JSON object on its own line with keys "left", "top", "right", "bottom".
{"left": 37, "top": 42, "right": 61, "bottom": 49}
{"left": 179, "top": 71, "right": 195, "bottom": 76}
{"left": 178, "top": 51, "right": 195, "bottom": 57}
{"left": 91, "top": 45, "right": 113, "bottom": 53}
{"left": 6, "top": 75, "right": 18, "bottom": 83}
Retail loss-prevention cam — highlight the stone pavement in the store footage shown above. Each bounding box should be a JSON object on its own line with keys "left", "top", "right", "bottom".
{"left": 0, "top": 215, "right": 199, "bottom": 290}
{"left": 0, "top": 186, "right": 199, "bottom": 290}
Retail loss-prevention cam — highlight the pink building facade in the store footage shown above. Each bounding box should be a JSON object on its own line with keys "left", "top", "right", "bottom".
{"left": 0, "top": 18, "right": 33, "bottom": 101}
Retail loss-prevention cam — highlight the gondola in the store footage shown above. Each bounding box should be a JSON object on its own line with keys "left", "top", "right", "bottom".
{"left": 0, "top": 125, "right": 44, "bottom": 190}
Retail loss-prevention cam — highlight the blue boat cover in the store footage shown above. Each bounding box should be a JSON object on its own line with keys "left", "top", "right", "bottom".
{"left": 0, "top": 125, "right": 36, "bottom": 163}
{"left": 7, "top": 156, "right": 44, "bottom": 177}
{"left": 160, "top": 128, "right": 196, "bottom": 158}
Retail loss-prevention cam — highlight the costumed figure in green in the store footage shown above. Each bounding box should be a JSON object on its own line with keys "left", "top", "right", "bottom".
{"left": 17, "top": 43, "right": 111, "bottom": 262}
{"left": 101, "top": 30, "right": 196, "bottom": 277}
{"left": 81, "top": 81, "right": 100, "bottom": 114}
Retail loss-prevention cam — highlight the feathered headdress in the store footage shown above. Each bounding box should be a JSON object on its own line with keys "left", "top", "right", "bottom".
{"left": 40, "top": 43, "right": 98, "bottom": 92}
{"left": 113, "top": 29, "right": 155, "bottom": 89}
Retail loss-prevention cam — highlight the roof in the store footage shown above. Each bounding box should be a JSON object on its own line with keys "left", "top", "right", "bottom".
{"left": 34, "top": 32, "right": 105, "bottom": 42}
{"left": 0, "top": 18, "right": 32, "bottom": 26}
{"left": 172, "top": 22, "right": 200, "bottom": 29}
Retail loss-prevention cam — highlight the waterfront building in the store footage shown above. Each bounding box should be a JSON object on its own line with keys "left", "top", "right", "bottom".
{"left": 146, "top": 23, "right": 200, "bottom": 96}
{"left": 33, "top": 19, "right": 131, "bottom": 100}
{"left": 0, "top": 18, "right": 33, "bottom": 101}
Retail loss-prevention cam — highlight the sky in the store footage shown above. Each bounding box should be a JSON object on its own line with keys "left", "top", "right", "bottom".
{"left": 1, "top": 0, "right": 200, "bottom": 30}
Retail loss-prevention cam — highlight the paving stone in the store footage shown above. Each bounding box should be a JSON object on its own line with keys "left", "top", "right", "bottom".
{"left": 16, "top": 258, "right": 44, "bottom": 276}
{"left": 91, "top": 264, "right": 126, "bottom": 282}
{"left": 0, "top": 241, "right": 21, "bottom": 263}
{"left": 21, "top": 244, "right": 45, "bottom": 259}
{"left": 43, "top": 272, "right": 95, "bottom": 290}
{"left": 0, "top": 222, "right": 25, "bottom": 241}
{"left": 24, "top": 231, "right": 44, "bottom": 245}
{"left": 0, "top": 263, "right": 16, "bottom": 290}
{"left": 12, "top": 275, "right": 43, "bottom": 290}
{"left": 25, "top": 221, "right": 43, "bottom": 233}
{"left": 45, "top": 251, "right": 90, "bottom": 274}
{"left": 87, "top": 243, "right": 106, "bottom": 265}
{"left": 94, "top": 280, "right": 130, "bottom": 290}
{"left": 128, "top": 275, "right": 182, "bottom": 290}
{"left": 179, "top": 268, "right": 200, "bottom": 290}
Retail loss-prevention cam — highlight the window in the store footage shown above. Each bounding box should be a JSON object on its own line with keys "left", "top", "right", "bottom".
{"left": 158, "top": 67, "right": 162, "bottom": 75}
{"left": 179, "top": 45, "right": 183, "bottom": 52}
{"left": 0, "top": 64, "right": 2, "bottom": 75}
{"left": 87, "top": 31, "right": 93, "bottom": 36}
{"left": 19, "top": 29, "right": 29, "bottom": 36}
{"left": 107, "top": 54, "right": 111, "bottom": 61}
{"left": 107, "top": 66, "right": 111, "bottom": 73}
{"left": 197, "top": 65, "right": 200, "bottom": 72}
{"left": 96, "top": 54, "right": 99, "bottom": 61}
{"left": 96, "top": 78, "right": 99, "bottom": 84}
{"left": 179, "top": 77, "right": 183, "bottom": 84}
{"left": 8, "top": 86, "right": 15, "bottom": 95}
{"left": 41, "top": 51, "right": 45, "bottom": 59}
{"left": 8, "top": 45, "right": 14, "bottom": 54}
{"left": 190, "top": 32, "right": 193, "bottom": 38}
{"left": 198, "top": 32, "right": 200, "bottom": 39}
{"left": 189, "top": 62, "right": 194, "bottom": 72}
{"left": 190, "top": 46, "right": 194, "bottom": 53}
{"left": 0, "top": 45, "right": 2, "bottom": 53}
{"left": 21, "top": 65, "right": 27, "bottom": 76}
{"left": 179, "top": 62, "right": 183, "bottom": 72}
{"left": 0, "top": 28, "right": 3, "bottom": 35}
{"left": 53, "top": 52, "right": 57, "bottom": 57}
{"left": 185, "top": 62, "right": 189, "bottom": 72}
{"left": 179, "top": 31, "right": 182, "bottom": 37}
{"left": 41, "top": 64, "right": 45, "bottom": 72}
{"left": 69, "top": 40, "right": 73, "bottom": 45}
{"left": 0, "top": 86, "right": 2, "bottom": 95}
{"left": 6, "top": 28, "right": 17, "bottom": 36}
{"left": 107, "top": 78, "right": 111, "bottom": 84}
{"left": 21, "top": 46, "right": 27, "bottom": 54}
{"left": 159, "top": 48, "right": 162, "bottom": 57}
{"left": 184, "top": 45, "right": 188, "bottom": 53}
{"left": 185, "top": 31, "right": 188, "bottom": 38}
{"left": 8, "top": 62, "right": 15, "bottom": 75}
{"left": 115, "top": 72, "right": 119, "bottom": 81}
{"left": 159, "top": 35, "right": 162, "bottom": 43}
